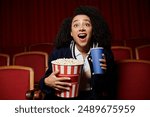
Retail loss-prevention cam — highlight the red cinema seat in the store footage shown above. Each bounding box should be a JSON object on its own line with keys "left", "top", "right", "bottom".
{"left": 116, "top": 60, "right": 150, "bottom": 100}
{"left": 0, "top": 53, "right": 10, "bottom": 66}
{"left": 135, "top": 44, "right": 150, "bottom": 61}
{"left": 13, "top": 51, "right": 48, "bottom": 85}
{"left": 0, "top": 66, "right": 34, "bottom": 100}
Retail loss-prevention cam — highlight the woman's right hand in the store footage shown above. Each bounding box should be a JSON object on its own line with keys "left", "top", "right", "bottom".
{"left": 44, "top": 70, "right": 71, "bottom": 91}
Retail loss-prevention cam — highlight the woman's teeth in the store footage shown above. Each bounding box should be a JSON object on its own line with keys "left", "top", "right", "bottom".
{"left": 78, "top": 33, "right": 87, "bottom": 38}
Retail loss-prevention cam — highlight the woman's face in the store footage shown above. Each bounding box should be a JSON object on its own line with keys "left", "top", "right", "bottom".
{"left": 71, "top": 15, "right": 92, "bottom": 52}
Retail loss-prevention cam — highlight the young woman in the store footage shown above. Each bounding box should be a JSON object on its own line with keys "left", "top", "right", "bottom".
{"left": 40, "top": 6, "right": 115, "bottom": 100}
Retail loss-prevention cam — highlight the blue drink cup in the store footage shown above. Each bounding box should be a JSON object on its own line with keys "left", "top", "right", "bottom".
{"left": 90, "top": 47, "right": 104, "bottom": 74}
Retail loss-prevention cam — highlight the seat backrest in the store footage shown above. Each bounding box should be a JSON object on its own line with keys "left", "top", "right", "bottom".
{"left": 116, "top": 60, "right": 150, "bottom": 99}
{"left": 124, "top": 38, "right": 150, "bottom": 58}
{"left": 0, "top": 65, "right": 34, "bottom": 100}
{"left": 0, "top": 46, "right": 27, "bottom": 65}
{"left": 111, "top": 46, "right": 133, "bottom": 61}
{"left": 29, "top": 43, "right": 54, "bottom": 55}
{"left": 13, "top": 51, "right": 48, "bottom": 84}
{"left": 135, "top": 44, "right": 150, "bottom": 61}
{"left": 0, "top": 53, "right": 10, "bottom": 66}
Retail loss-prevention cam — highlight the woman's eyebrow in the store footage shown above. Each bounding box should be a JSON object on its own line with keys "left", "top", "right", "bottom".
{"left": 72, "top": 19, "right": 91, "bottom": 23}
{"left": 72, "top": 19, "right": 78, "bottom": 23}
{"left": 83, "top": 19, "right": 90, "bottom": 22}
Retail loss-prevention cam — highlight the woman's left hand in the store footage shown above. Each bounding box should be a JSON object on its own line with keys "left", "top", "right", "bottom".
{"left": 99, "top": 54, "right": 107, "bottom": 70}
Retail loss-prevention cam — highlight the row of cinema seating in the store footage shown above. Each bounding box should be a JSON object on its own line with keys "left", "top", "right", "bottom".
{"left": 0, "top": 43, "right": 53, "bottom": 99}
{"left": 0, "top": 43, "right": 54, "bottom": 65}
{"left": 0, "top": 51, "right": 48, "bottom": 100}
{"left": 111, "top": 44, "right": 150, "bottom": 61}
{"left": 0, "top": 51, "right": 48, "bottom": 85}
{"left": 111, "top": 40, "right": 150, "bottom": 99}
{"left": 0, "top": 59, "right": 150, "bottom": 100}
{"left": 111, "top": 42, "right": 150, "bottom": 99}
{"left": 0, "top": 42, "right": 150, "bottom": 99}
{"left": 1, "top": 44, "right": 150, "bottom": 66}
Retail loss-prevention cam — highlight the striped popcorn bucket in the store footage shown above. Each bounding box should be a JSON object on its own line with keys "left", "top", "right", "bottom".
{"left": 52, "top": 64, "right": 82, "bottom": 75}
{"left": 56, "top": 82, "right": 79, "bottom": 98}
{"left": 52, "top": 63, "right": 83, "bottom": 98}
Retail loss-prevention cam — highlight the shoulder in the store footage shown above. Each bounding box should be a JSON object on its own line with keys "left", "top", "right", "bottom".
{"left": 51, "top": 47, "right": 72, "bottom": 58}
{"left": 104, "top": 48, "right": 113, "bottom": 57}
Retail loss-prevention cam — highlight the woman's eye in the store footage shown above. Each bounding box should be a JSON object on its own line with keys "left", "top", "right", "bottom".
{"left": 73, "top": 24, "right": 79, "bottom": 28}
{"left": 85, "top": 23, "right": 91, "bottom": 27}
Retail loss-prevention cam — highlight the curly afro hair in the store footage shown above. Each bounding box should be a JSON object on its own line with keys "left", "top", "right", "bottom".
{"left": 55, "top": 6, "right": 112, "bottom": 49}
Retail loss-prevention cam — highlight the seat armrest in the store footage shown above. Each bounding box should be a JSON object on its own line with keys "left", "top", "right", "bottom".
{"left": 26, "top": 90, "right": 45, "bottom": 100}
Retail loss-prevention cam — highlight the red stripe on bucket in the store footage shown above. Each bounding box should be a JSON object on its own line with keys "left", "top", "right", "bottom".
{"left": 55, "top": 83, "right": 79, "bottom": 98}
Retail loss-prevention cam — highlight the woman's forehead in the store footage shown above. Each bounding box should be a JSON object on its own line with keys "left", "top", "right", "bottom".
{"left": 72, "top": 15, "right": 91, "bottom": 22}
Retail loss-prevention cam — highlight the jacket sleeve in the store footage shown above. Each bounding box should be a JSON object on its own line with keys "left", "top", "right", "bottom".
{"left": 39, "top": 51, "right": 56, "bottom": 95}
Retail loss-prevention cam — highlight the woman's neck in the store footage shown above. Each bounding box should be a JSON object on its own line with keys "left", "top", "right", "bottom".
{"left": 76, "top": 45, "right": 90, "bottom": 59}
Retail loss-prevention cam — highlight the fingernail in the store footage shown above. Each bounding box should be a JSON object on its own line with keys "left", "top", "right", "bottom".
{"left": 68, "top": 77, "right": 71, "bottom": 80}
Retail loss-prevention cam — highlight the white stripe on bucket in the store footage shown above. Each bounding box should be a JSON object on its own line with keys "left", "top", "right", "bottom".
{"left": 72, "top": 84, "right": 75, "bottom": 97}
{"left": 60, "top": 66, "right": 64, "bottom": 74}
{"left": 67, "top": 66, "right": 71, "bottom": 74}
{"left": 74, "top": 66, "right": 78, "bottom": 74}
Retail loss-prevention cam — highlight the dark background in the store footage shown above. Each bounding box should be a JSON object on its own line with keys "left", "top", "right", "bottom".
{"left": 0, "top": 0, "right": 150, "bottom": 49}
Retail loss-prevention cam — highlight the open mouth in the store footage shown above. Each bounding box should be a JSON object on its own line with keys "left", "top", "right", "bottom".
{"left": 78, "top": 33, "right": 87, "bottom": 39}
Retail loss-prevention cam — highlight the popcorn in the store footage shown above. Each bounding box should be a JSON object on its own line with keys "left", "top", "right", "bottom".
{"left": 51, "top": 58, "right": 84, "bottom": 65}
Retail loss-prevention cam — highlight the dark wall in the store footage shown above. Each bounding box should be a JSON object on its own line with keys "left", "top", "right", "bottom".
{"left": 0, "top": 0, "right": 150, "bottom": 48}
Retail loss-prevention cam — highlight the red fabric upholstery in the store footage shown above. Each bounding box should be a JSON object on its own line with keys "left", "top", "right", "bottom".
{"left": 0, "top": 54, "right": 10, "bottom": 66}
{"left": 0, "top": 66, "right": 34, "bottom": 100}
{"left": 29, "top": 43, "right": 54, "bottom": 55}
{"left": 13, "top": 52, "right": 48, "bottom": 84}
{"left": 111, "top": 46, "right": 133, "bottom": 61}
{"left": 124, "top": 38, "right": 150, "bottom": 58}
{"left": 117, "top": 60, "right": 150, "bottom": 100}
{"left": 135, "top": 44, "right": 150, "bottom": 61}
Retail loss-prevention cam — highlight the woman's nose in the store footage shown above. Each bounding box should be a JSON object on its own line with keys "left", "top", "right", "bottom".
{"left": 79, "top": 26, "right": 85, "bottom": 31}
